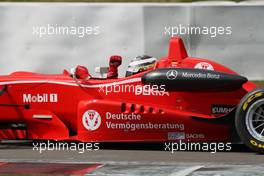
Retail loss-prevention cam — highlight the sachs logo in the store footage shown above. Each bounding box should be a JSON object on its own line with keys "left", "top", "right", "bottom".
{"left": 82, "top": 110, "right": 101, "bottom": 131}
{"left": 166, "top": 70, "right": 178, "bottom": 80}
{"left": 194, "top": 62, "right": 214, "bottom": 71}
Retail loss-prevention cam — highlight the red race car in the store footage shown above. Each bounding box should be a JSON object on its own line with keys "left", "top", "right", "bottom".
{"left": 0, "top": 37, "right": 263, "bottom": 153}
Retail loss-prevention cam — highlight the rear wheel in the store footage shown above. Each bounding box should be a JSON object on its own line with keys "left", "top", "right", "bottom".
{"left": 235, "top": 88, "right": 264, "bottom": 153}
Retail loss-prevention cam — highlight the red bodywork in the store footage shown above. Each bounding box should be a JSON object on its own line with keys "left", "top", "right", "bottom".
{"left": 0, "top": 37, "right": 258, "bottom": 142}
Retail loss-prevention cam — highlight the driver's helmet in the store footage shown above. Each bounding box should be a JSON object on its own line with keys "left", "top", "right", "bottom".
{"left": 126, "top": 55, "right": 157, "bottom": 77}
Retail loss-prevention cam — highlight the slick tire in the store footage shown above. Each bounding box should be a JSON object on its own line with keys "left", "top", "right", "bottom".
{"left": 235, "top": 88, "right": 264, "bottom": 154}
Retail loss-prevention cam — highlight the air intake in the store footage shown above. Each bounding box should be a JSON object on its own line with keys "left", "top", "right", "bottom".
{"left": 121, "top": 103, "right": 164, "bottom": 115}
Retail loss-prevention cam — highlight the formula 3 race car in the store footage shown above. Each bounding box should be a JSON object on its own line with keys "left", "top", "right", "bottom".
{"left": 0, "top": 37, "right": 263, "bottom": 153}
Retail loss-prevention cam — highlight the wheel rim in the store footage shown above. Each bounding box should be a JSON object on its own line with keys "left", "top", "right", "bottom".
{"left": 246, "top": 99, "right": 264, "bottom": 142}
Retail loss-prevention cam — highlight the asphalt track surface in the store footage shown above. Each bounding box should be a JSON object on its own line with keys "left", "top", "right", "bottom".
{"left": 0, "top": 143, "right": 263, "bottom": 176}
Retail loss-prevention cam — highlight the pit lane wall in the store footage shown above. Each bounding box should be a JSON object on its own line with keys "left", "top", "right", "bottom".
{"left": 0, "top": 2, "right": 263, "bottom": 80}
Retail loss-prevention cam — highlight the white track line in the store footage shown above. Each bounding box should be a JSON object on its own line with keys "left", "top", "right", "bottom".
{"left": 169, "top": 165, "right": 204, "bottom": 176}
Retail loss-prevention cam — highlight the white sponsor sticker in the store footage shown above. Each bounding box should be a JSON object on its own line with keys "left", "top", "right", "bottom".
{"left": 168, "top": 132, "right": 185, "bottom": 140}
{"left": 23, "top": 93, "right": 58, "bottom": 103}
{"left": 194, "top": 62, "right": 214, "bottom": 71}
{"left": 168, "top": 132, "right": 205, "bottom": 140}
{"left": 82, "top": 110, "right": 101, "bottom": 131}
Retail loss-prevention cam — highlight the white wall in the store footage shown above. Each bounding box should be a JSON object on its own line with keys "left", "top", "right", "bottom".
{"left": 0, "top": 3, "right": 263, "bottom": 79}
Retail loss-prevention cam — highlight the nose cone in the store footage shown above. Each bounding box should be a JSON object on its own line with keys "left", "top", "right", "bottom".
{"left": 168, "top": 37, "right": 188, "bottom": 62}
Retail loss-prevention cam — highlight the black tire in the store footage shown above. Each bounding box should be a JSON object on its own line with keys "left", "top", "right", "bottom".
{"left": 235, "top": 88, "right": 264, "bottom": 154}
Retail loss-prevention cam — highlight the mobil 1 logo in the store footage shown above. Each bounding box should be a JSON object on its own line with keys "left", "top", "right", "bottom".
{"left": 23, "top": 93, "right": 58, "bottom": 103}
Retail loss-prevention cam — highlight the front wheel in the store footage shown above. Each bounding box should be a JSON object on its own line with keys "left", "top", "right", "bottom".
{"left": 235, "top": 88, "right": 264, "bottom": 153}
